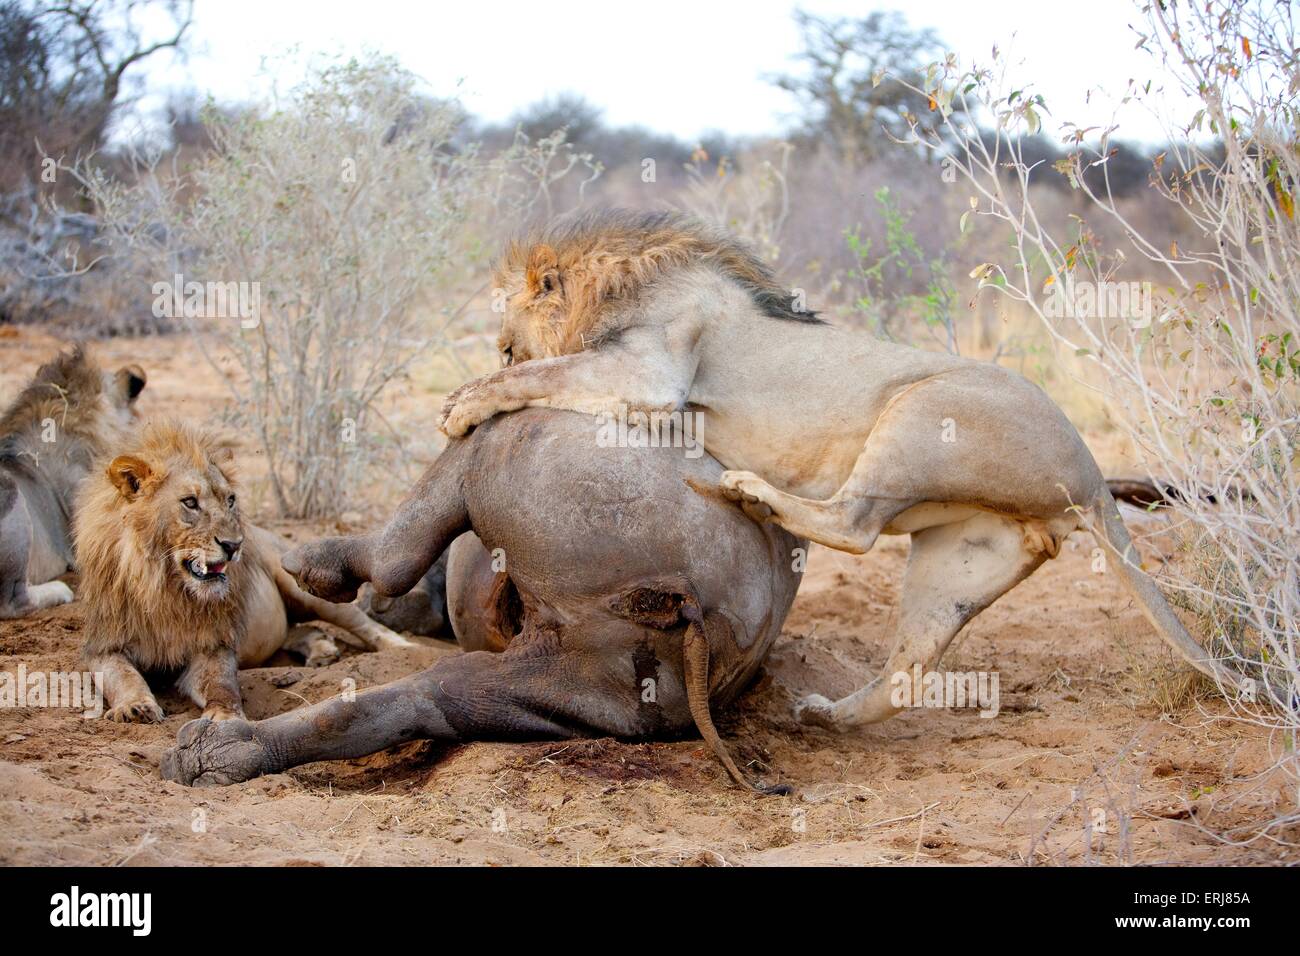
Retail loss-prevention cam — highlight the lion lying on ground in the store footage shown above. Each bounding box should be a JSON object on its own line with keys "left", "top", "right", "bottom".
{"left": 75, "top": 420, "right": 411, "bottom": 723}
{"left": 439, "top": 209, "right": 1238, "bottom": 731}
{"left": 160, "top": 409, "right": 802, "bottom": 791}
{"left": 0, "top": 346, "right": 145, "bottom": 619}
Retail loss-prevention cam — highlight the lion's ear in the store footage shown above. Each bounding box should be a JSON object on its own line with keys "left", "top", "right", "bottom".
{"left": 113, "top": 365, "right": 147, "bottom": 405}
{"left": 107, "top": 455, "right": 153, "bottom": 499}
{"left": 208, "top": 434, "right": 238, "bottom": 467}
{"left": 525, "top": 244, "right": 560, "bottom": 297}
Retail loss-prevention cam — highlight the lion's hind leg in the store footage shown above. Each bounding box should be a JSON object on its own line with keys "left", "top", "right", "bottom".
{"left": 796, "top": 511, "right": 1047, "bottom": 729}
{"left": 718, "top": 470, "right": 913, "bottom": 555}
{"left": 0, "top": 476, "right": 74, "bottom": 618}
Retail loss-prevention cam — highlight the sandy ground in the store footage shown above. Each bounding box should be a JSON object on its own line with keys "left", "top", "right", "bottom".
{"left": 0, "top": 328, "right": 1292, "bottom": 866}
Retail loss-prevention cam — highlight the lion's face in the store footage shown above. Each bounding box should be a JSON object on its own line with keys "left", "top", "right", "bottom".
{"left": 494, "top": 243, "right": 572, "bottom": 365}
{"left": 106, "top": 446, "right": 244, "bottom": 603}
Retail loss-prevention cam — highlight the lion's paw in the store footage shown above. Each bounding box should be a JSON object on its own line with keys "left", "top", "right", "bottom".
{"left": 160, "top": 717, "right": 266, "bottom": 787}
{"left": 304, "top": 643, "right": 341, "bottom": 668}
{"left": 105, "top": 698, "right": 165, "bottom": 723}
{"left": 201, "top": 706, "right": 245, "bottom": 722}
{"left": 794, "top": 693, "right": 839, "bottom": 729}
{"left": 719, "top": 471, "right": 776, "bottom": 522}
{"left": 39, "top": 580, "right": 75, "bottom": 607}
{"left": 439, "top": 398, "right": 483, "bottom": 438}
{"left": 719, "top": 470, "right": 767, "bottom": 501}
{"left": 371, "top": 625, "right": 416, "bottom": 651}
{"left": 438, "top": 380, "right": 485, "bottom": 437}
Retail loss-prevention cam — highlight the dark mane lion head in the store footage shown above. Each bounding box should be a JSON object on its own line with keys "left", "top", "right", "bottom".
{"left": 491, "top": 208, "right": 819, "bottom": 364}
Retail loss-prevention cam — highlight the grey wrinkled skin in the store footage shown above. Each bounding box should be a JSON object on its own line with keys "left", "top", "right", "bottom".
{"left": 357, "top": 552, "right": 449, "bottom": 638}
{"left": 161, "top": 409, "right": 804, "bottom": 789}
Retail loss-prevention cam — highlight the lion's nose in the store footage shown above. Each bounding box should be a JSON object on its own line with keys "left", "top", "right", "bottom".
{"left": 216, "top": 538, "right": 242, "bottom": 560}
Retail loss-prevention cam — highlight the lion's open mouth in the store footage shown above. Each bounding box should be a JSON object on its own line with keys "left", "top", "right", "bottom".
{"left": 184, "top": 558, "right": 228, "bottom": 582}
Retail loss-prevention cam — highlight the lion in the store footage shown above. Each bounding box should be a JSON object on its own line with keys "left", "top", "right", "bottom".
{"left": 74, "top": 420, "right": 412, "bottom": 724}
{"left": 0, "top": 346, "right": 146, "bottom": 619}
{"left": 438, "top": 208, "right": 1239, "bottom": 732}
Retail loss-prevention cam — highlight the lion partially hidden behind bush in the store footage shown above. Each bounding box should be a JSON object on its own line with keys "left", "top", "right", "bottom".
{"left": 74, "top": 420, "right": 412, "bottom": 723}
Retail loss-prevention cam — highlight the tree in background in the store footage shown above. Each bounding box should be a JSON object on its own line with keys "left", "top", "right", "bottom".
{"left": 509, "top": 92, "right": 607, "bottom": 150}
{"left": 768, "top": 8, "right": 944, "bottom": 163}
{"left": 0, "top": 0, "right": 192, "bottom": 194}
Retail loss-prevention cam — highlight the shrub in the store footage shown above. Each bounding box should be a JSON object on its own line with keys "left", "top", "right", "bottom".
{"left": 893, "top": 0, "right": 1299, "bottom": 828}
{"left": 64, "top": 54, "right": 596, "bottom": 517}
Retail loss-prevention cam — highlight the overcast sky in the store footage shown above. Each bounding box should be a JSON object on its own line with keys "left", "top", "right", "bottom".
{"left": 130, "top": 0, "right": 1195, "bottom": 144}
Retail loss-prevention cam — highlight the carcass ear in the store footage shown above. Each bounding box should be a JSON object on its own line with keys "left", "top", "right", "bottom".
{"left": 114, "top": 365, "right": 147, "bottom": 405}
{"left": 107, "top": 455, "right": 153, "bottom": 499}
{"left": 525, "top": 244, "right": 560, "bottom": 296}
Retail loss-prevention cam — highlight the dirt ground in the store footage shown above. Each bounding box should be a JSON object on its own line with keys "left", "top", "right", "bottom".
{"left": 0, "top": 328, "right": 1292, "bottom": 866}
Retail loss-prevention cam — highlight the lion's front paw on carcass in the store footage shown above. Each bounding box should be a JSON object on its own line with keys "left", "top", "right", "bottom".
{"left": 160, "top": 716, "right": 267, "bottom": 787}
{"left": 438, "top": 388, "right": 488, "bottom": 438}
{"left": 439, "top": 375, "right": 518, "bottom": 438}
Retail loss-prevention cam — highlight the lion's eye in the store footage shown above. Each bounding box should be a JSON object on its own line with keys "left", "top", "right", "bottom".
{"left": 227, "top": 494, "right": 236, "bottom": 509}
{"left": 181, "top": 496, "right": 199, "bottom": 511}
{"left": 541, "top": 274, "right": 555, "bottom": 294}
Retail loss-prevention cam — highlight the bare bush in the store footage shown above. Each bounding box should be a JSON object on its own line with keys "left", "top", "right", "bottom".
{"left": 678, "top": 142, "right": 793, "bottom": 264}
{"left": 892, "top": 0, "right": 1298, "bottom": 836}
{"left": 768, "top": 9, "right": 949, "bottom": 163}
{"left": 65, "top": 54, "right": 597, "bottom": 518}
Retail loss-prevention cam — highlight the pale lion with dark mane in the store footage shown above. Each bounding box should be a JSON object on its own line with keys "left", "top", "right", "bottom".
{"left": 75, "top": 420, "right": 411, "bottom": 723}
{"left": 440, "top": 208, "right": 1237, "bottom": 732}
{"left": 0, "top": 346, "right": 145, "bottom": 619}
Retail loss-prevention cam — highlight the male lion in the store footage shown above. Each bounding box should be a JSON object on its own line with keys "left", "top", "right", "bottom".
{"left": 0, "top": 346, "right": 145, "bottom": 619}
{"left": 75, "top": 420, "right": 411, "bottom": 723}
{"left": 439, "top": 209, "right": 1236, "bottom": 732}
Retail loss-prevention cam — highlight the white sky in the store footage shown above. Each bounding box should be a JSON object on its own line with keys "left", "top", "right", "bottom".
{"left": 129, "top": 0, "right": 1196, "bottom": 144}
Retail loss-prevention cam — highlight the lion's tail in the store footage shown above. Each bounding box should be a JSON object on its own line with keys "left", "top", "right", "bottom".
{"left": 1089, "top": 488, "right": 1240, "bottom": 687}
